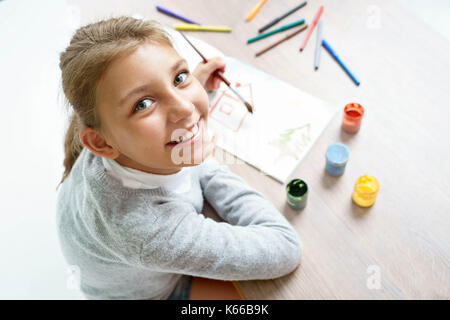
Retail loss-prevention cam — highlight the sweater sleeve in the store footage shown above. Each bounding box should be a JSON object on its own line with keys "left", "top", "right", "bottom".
{"left": 139, "top": 158, "right": 302, "bottom": 280}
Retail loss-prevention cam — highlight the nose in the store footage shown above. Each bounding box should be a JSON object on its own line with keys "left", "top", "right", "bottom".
{"left": 165, "top": 89, "right": 195, "bottom": 123}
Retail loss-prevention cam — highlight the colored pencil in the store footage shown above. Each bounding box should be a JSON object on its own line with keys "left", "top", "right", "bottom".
{"left": 322, "top": 39, "right": 360, "bottom": 86}
{"left": 178, "top": 32, "right": 253, "bottom": 113}
{"left": 156, "top": 5, "right": 200, "bottom": 25}
{"left": 258, "top": 1, "right": 307, "bottom": 33}
{"left": 299, "top": 5, "right": 324, "bottom": 51}
{"left": 248, "top": 19, "right": 305, "bottom": 44}
{"left": 173, "top": 24, "right": 232, "bottom": 32}
{"left": 255, "top": 24, "right": 308, "bottom": 57}
{"left": 314, "top": 19, "right": 323, "bottom": 70}
{"left": 246, "top": 0, "right": 268, "bottom": 22}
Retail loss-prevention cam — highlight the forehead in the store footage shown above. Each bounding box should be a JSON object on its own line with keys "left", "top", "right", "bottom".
{"left": 97, "top": 41, "right": 181, "bottom": 98}
{"left": 104, "top": 41, "right": 180, "bottom": 83}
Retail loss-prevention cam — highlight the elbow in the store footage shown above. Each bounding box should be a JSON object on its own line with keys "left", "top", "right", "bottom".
{"left": 295, "top": 238, "right": 303, "bottom": 267}
{"left": 288, "top": 236, "right": 303, "bottom": 272}
{"left": 265, "top": 233, "right": 303, "bottom": 279}
{"left": 280, "top": 233, "right": 303, "bottom": 276}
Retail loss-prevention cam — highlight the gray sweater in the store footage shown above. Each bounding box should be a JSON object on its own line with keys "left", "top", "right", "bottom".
{"left": 56, "top": 148, "right": 303, "bottom": 299}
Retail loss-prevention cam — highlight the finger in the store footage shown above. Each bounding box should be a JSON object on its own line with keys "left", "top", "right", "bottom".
{"left": 209, "top": 56, "right": 226, "bottom": 65}
{"left": 204, "top": 77, "right": 215, "bottom": 91}
{"left": 213, "top": 78, "right": 220, "bottom": 89}
{"left": 205, "top": 57, "right": 226, "bottom": 74}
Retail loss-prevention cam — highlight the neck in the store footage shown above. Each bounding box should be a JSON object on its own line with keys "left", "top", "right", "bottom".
{"left": 114, "top": 154, "right": 182, "bottom": 175}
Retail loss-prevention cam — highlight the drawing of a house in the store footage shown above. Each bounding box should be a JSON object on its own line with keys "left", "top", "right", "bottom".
{"left": 209, "top": 83, "right": 254, "bottom": 132}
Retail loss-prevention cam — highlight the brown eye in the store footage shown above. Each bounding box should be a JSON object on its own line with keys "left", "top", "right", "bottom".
{"left": 174, "top": 72, "right": 188, "bottom": 86}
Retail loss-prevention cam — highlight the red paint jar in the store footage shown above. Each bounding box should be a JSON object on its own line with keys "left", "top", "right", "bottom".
{"left": 342, "top": 103, "right": 364, "bottom": 133}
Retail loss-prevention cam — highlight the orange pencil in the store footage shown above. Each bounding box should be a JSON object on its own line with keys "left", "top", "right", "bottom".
{"left": 299, "top": 5, "right": 324, "bottom": 51}
{"left": 246, "top": 0, "right": 268, "bottom": 22}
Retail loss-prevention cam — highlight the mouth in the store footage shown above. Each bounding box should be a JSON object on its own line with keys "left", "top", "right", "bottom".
{"left": 166, "top": 119, "right": 203, "bottom": 148}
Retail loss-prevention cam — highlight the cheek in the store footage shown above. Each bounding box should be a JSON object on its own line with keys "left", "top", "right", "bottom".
{"left": 189, "top": 79, "right": 209, "bottom": 115}
{"left": 120, "top": 119, "right": 165, "bottom": 151}
{"left": 136, "top": 120, "right": 164, "bottom": 142}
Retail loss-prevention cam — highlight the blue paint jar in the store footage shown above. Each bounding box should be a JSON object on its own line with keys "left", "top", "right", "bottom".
{"left": 325, "top": 143, "right": 349, "bottom": 176}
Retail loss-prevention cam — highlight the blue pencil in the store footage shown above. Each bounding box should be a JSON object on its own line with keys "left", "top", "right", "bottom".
{"left": 322, "top": 39, "right": 360, "bottom": 86}
{"left": 156, "top": 5, "right": 201, "bottom": 25}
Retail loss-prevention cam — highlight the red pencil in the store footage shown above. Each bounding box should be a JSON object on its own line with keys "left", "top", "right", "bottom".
{"left": 299, "top": 5, "right": 324, "bottom": 52}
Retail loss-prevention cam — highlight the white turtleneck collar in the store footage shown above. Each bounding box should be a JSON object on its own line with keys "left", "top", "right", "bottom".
{"left": 102, "top": 157, "right": 192, "bottom": 194}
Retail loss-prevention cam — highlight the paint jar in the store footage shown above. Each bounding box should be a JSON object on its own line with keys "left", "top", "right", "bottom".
{"left": 286, "top": 179, "right": 308, "bottom": 210}
{"left": 352, "top": 175, "right": 379, "bottom": 207}
{"left": 342, "top": 103, "right": 364, "bottom": 133}
{"left": 325, "top": 143, "right": 349, "bottom": 176}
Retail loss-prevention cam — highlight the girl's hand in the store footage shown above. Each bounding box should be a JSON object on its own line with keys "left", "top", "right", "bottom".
{"left": 192, "top": 57, "right": 226, "bottom": 91}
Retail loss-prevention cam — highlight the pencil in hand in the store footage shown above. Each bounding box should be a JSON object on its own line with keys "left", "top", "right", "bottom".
{"left": 179, "top": 32, "right": 254, "bottom": 114}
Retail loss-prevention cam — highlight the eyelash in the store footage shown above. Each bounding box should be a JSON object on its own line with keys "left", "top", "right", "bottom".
{"left": 133, "top": 97, "right": 154, "bottom": 113}
{"left": 174, "top": 70, "right": 190, "bottom": 86}
{"left": 132, "top": 70, "right": 190, "bottom": 113}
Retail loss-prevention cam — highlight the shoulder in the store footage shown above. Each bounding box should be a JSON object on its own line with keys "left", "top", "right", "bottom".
{"left": 57, "top": 148, "right": 167, "bottom": 225}
{"left": 194, "top": 157, "right": 228, "bottom": 176}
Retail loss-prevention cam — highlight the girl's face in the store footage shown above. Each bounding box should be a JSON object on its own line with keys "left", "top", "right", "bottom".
{"left": 95, "top": 41, "right": 211, "bottom": 175}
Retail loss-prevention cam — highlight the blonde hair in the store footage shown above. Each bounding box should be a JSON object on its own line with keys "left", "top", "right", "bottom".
{"left": 58, "top": 16, "right": 172, "bottom": 186}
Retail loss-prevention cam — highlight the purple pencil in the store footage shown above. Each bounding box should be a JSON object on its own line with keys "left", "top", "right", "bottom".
{"left": 156, "top": 5, "right": 200, "bottom": 25}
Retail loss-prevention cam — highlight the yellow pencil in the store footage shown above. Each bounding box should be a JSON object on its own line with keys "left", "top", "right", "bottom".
{"left": 173, "top": 24, "right": 232, "bottom": 32}
{"left": 246, "top": 0, "right": 268, "bottom": 22}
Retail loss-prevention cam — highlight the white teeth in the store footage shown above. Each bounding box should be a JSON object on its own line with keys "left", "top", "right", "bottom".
{"left": 172, "top": 121, "right": 200, "bottom": 144}
{"left": 176, "top": 131, "right": 194, "bottom": 143}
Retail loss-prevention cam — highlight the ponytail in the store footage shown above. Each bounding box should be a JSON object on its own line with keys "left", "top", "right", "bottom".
{"left": 58, "top": 113, "right": 84, "bottom": 188}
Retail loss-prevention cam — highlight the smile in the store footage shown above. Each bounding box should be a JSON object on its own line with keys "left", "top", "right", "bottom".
{"left": 166, "top": 119, "right": 203, "bottom": 148}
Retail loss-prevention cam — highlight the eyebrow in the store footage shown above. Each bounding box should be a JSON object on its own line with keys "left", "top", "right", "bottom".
{"left": 118, "top": 58, "right": 188, "bottom": 107}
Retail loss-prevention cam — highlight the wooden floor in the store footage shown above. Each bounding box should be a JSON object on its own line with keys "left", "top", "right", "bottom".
{"left": 189, "top": 277, "right": 243, "bottom": 300}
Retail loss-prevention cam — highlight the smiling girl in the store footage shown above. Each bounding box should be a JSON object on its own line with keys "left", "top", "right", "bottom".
{"left": 56, "top": 16, "right": 302, "bottom": 300}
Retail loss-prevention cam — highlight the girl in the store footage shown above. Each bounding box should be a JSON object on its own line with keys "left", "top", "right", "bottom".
{"left": 56, "top": 16, "right": 302, "bottom": 300}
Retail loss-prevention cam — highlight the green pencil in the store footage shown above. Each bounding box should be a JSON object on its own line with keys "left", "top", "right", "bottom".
{"left": 247, "top": 18, "right": 305, "bottom": 44}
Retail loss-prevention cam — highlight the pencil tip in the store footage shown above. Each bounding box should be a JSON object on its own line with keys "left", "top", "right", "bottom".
{"left": 314, "top": 67, "right": 318, "bottom": 71}
{"left": 299, "top": 48, "right": 303, "bottom": 52}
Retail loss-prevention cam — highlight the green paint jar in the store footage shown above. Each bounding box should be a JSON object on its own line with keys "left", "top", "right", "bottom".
{"left": 286, "top": 178, "right": 308, "bottom": 210}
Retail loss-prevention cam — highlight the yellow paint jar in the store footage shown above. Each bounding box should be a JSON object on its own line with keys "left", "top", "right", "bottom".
{"left": 352, "top": 175, "right": 379, "bottom": 207}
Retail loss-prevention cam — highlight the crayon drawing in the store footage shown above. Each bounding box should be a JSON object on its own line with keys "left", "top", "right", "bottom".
{"left": 204, "top": 57, "right": 336, "bottom": 183}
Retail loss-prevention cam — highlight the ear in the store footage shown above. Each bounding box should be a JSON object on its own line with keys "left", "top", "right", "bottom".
{"left": 79, "top": 127, "right": 120, "bottom": 159}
